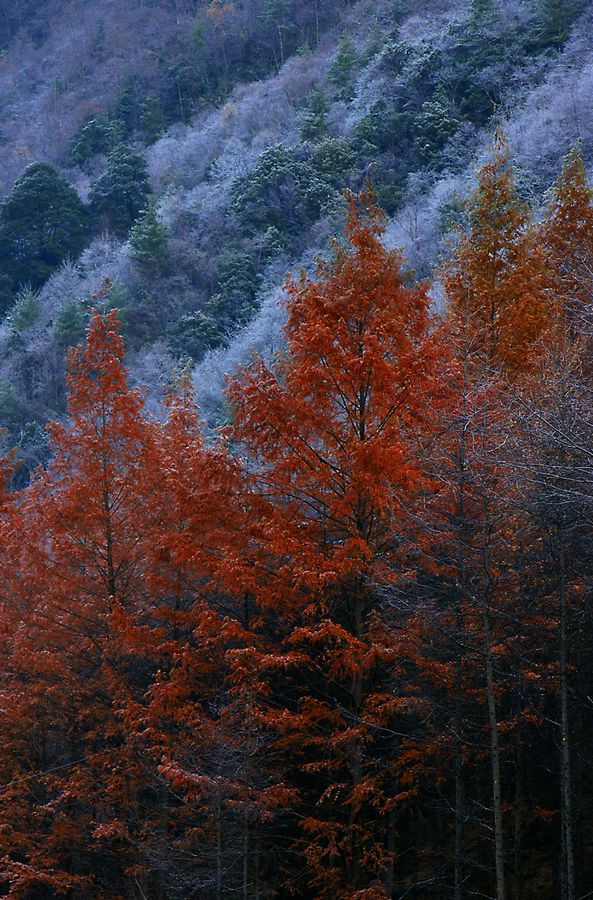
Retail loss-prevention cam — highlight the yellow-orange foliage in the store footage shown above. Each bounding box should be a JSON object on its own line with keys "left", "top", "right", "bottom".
{"left": 444, "top": 133, "right": 551, "bottom": 375}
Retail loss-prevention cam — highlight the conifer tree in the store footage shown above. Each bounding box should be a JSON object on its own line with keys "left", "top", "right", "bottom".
{"left": 329, "top": 35, "right": 358, "bottom": 101}
{"left": 301, "top": 86, "right": 329, "bottom": 142}
{"left": 227, "top": 191, "right": 454, "bottom": 896}
{"left": 535, "top": 0, "right": 584, "bottom": 47}
{"left": 89, "top": 144, "right": 151, "bottom": 237}
{"left": 6, "top": 286, "right": 40, "bottom": 332}
{"left": 128, "top": 382, "right": 287, "bottom": 897}
{"left": 540, "top": 143, "right": 593, "bottom": 328}
{"left": 445, "top": 133, "right": 550, "bottom": 374}
{"left": 0, "top": 310, "right": 165, "bottom": 895}
{"left": 0, "top": 163, "right": 88, "bottom": 311}
{"left": 69, "top": 115, "right": 112, "bottom": 166}
{"left": 139, "top": 94, "right": 165, "bottom": 142}
{"left": 429, "top": 319, "right": 516, "bottom": 900}
{"left": 54, "top": 297, "right": 87, "bottom": 347}
{"left": 129, "top": 199, "right": 171, "bottom": 277}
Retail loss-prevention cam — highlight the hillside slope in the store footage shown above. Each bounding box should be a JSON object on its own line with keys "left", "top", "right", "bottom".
{"left": 0, "top": 0, "right": 591, "bottom": 472}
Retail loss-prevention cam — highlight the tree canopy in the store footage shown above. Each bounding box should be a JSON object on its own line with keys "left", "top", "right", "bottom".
{"left": 0, "top": 163, "right": 88, "bottom": 314}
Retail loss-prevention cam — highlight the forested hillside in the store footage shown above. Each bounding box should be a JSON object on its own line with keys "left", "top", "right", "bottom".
{"left": 0, "top": 0, "right": 591, "bottom": 470}
{"left": 1, "top": 1, "right": 593, "bottom": 898}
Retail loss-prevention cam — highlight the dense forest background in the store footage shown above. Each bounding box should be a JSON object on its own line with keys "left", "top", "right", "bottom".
{"left": 2, "top": 1, "right": 593, "bottom": 898}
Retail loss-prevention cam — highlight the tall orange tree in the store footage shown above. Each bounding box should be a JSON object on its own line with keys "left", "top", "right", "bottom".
{"left": 226, "top": 191, "right": 455, "bottom": 898}
{"left": 440, "top": 163, "right": 543, "bottom": 895}
{"left": 0, "top": 310, "right": 169, "bottom": 898}
{"left": 445, "top": 133, "right": 551, "bottom": 374}
{"left": 119, "top": 380, "right": 286, "bottom": 899}
{"left": 540, "top": 143, "right": 593, "bottom": 333}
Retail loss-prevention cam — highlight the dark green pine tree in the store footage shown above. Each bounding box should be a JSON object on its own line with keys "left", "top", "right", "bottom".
{"left": 207, "top": 249, "right": 259, "bottom": 329}
{"left": 0, "top": 163, "right": 88, "bottom": 315}
{"left": 54, "top": 298, "right": 87, "bottom": 348}
{"left": 328, "top": 36, "right": 358, "bottom": 101}
{"left": 535, "top": 0, "right": 585, "bottom": 47}
{"left": 470, "top": 0, "right": 494, "bottom": 17}
{"left": 183, "top": 247, "right": 261, "bottom": 352}
{"left": 128, "top": 200, "right": 171, "bottom": 277}
{"left": 89, "top": 144, "right": 151, "bottom": 237}
{"left": 113, "top": 77, "right": 142, "bottom": 138}
{"left": 69, "top": 115, "right": 112, "bottom": 166}
{"left": 139, "top": 95, "right": 165, "bottom": 143}
{"left": 301, "top": 87, "right": 329, "bottom": 143}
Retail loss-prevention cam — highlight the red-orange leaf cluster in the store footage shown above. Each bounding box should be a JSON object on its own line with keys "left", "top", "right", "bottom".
{"left": 1, "top": 142, "right": 593, "bottom": 898}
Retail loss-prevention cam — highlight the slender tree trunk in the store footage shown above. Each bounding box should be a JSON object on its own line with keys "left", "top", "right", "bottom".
{"left": 454, "top": 361, "right": 469, "bottom": 900}
{"left": 177, "top": 82, "right": 184, "bottom": 122}
{"left": 558, "top": 529, "right": 575, "bottom": 900}
{"left": 315, "top": 0, "right": 320, "bottom": 46}
{"left": 454, "top": 646, "right": 465, "bottom": 900}
{"left": 348, "top": 591, "right": 364, "bottom": 889}
{"left": 100, "top": 406, "right": 116, "bottom": 601}
{"left": 216, "top": 791, "right": 223, "bottom": 900}
{"left": 243, "top": 801, "right": 249, "bottom": 899}
{"left": 278, "top": 25, "right": 284, "bottom": 65}
{"left": 483, "top": 608, "right": 506, "bottom": 900}
{"left": 103, "top": 484, "right": 116, "bottom": 599}
{"left": 513, "top": 691, "right": 524, "bottom": 900}
{"left": 255, "top": 840, "right": 261, "bottom": 900}
{"left": 384, "top": 806, "right": 397, "bottom": 897}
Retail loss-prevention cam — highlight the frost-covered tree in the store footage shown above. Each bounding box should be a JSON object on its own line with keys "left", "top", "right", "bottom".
{"left": 69, "top": 116, "right": 113, "bottom": 167}
{"left": 310, "top": 137, "right": 357, "bottom": 187}
{"left": 54, "top": 299, "right": 88, "bottom": 349}
{"left": 230, "top": 144, "right": 335, "bottom": 236}
{"left": 6, "top": 288, "right": 41, "bottom": 333}
{"left": 414, "top": 90, "right": 460, "bottom": 168}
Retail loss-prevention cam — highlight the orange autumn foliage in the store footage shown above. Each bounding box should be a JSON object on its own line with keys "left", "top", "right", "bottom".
{"left": 0, "top": 311, "right": 169, "bottom": 896}
{"left": 225, "top": 191, "right": 456, "bottom": 897}
{"left": 445, "top": 133, "right": 552, "bottom": 375}
{"left": 0, "top": 158, "right": 592, "bottom": 897}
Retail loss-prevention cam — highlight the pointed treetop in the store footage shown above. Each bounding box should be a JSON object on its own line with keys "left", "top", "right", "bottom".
{"left": 444, "top": 133, "right": 550, "bottom": 373}
{"left": 227, "top": 189, "right": 453, "bottom": 599}
{"left": 468, "top": 131, "right": 528, "bottom": 244}
{"left": 342, "top": 186, "right": 387, "bottom": 244}
{"left": 162, "top": 362, "right": 203, "bottom": 437}
{"left": 538, "top": 141, "right": 593, "bottom": 329}
{"left": 64, "top": 307, "right": 128, "bottom": 418}
{"left": 545, "top": 141, "right": 593, "bottom": 246}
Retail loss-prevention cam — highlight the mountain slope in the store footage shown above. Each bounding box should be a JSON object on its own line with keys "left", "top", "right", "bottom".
{"left": 0, "top": 0, "right": 591, "bottom": 473}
